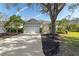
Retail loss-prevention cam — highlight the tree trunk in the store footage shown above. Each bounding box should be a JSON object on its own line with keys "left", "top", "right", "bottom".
{"left": 48, "top": 3, "right": 57, "bottom": 35}
{"left": 51, "top": 20, "right": 56, "bottom": 34}
{"left": 50, "top": 16, "right": 57, "bottom": 35}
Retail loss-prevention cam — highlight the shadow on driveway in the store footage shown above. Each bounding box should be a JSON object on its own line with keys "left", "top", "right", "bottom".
{"left": 0, "top": 34, "right": 44, "bottom": 56}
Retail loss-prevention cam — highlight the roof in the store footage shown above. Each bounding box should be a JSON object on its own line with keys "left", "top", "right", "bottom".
{"left": 39, "top": 20, "right": 50, "bottom": 24}
{"left": 27, "top": 18, "right": 49, "bottom": 22}
{"left": 27, "top": 18, "right": 39, "bottom": 22}
{"left": 25, "top": 18, "right": 41, "bottom": 24}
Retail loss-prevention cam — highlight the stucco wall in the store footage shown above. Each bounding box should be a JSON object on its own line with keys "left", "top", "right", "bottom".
{"left": 0, "top": 26, "right": 5, "bottom": 33}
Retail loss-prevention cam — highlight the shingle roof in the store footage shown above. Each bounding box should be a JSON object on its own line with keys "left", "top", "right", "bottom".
{"left": 24, "top": 18, "right": 50, "bottom": 25}
{"left": 27, "top": 18, "right": 39, "bottom": 22}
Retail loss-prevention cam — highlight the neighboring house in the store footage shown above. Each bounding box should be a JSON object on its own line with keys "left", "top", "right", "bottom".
{"left": 0, "top": 21, "right": 6, "bottom": 33}
{"left": 40, "top": 20, "right": 50, "bottom": 34}
{"left": 0, "top": 25, "right": 5, "bottom": 33}
{"left": 24, "top": 19, "right": 50, "bottom": 34}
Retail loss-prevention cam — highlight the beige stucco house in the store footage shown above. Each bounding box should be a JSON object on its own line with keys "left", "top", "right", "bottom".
{"left": 24, "top": 19, "right": 50, "bottom": 34}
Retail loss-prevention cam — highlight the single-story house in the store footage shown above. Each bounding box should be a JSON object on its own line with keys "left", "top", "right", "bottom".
{"left": 24, "top": 19, "right": 41, "bottom": 33}
{"left": 24, "top": 19, "right": 50, "bottom": 34}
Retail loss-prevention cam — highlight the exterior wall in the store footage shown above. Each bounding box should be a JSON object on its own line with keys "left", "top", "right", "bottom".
{"left": 0, "top": 21, "right": 5, "bottom": 33}
{"left": 0, "top": 26, "right": 5, "bottom": 33}
{"left": 41, "top": 23, "right": 50, "bottom": 34}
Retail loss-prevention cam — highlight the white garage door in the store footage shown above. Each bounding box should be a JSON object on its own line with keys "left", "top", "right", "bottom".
{"left": 24, "top": 26, "right": 40, "bottom": 33}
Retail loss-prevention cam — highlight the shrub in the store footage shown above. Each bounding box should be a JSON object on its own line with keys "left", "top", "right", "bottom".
{"left": 68, "top": 24, "right": 79, "bottom": 32}
{"left": 18, "top": 28, "right": 24, "bottom": 33}
{"left": 57, "top": 27, "right": 68, "bottom": 34}
{"left": 6, "top": 28, "right": 24, "bottom": 33}
{"left": 6, "top": 28, "right": 16, "bottom": 33}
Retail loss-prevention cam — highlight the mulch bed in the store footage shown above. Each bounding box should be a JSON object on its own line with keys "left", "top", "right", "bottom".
{"left": 41, "top": 33, "right": 60, "bottom": 56}
{"left": 0, "top": 33, "right": 18, "bottom": 38}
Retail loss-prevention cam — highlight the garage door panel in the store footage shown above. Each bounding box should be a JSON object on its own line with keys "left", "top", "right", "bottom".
{"left": 24, "top": 26, "right": 40, "bottom": 33}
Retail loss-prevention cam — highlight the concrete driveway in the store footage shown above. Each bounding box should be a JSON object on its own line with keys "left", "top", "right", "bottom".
{"left": 0, "top": 33, "right": 44, "bottom": 56}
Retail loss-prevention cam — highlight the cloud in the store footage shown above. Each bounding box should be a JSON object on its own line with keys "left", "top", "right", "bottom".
{"left": 16, "top": 6, "right": 28, "bottom": 15}
{"left": 34, "top": 13, "right": 43, "bottom": 18}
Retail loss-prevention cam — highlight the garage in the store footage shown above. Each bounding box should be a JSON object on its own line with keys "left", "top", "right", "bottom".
{"left": 24, "top": 19, "right": 41, "bottom": 33}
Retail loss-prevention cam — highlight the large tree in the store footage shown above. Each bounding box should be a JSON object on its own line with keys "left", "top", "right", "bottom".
{"left": 41, "top": 3, "right": 65, "bottom": 34}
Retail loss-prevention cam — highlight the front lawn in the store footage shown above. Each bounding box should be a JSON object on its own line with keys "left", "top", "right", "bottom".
{"left": 58, "top": 32, "right": 79, "bottom": 55}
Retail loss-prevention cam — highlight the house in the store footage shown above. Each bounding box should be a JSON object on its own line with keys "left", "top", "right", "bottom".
{"left": 0, "top": 25, "right": 5, "bottom": 33}
{"left": 40, "top": 20, "right": 50, "bottom": 33}
{"left": 24, "top": 19, "right": 41, "bottom": 33}
{"left": 24, "top": 19, "right": 50, "bottom": 34}
{"left": 0, "top": 21, "right": 5, "bottom": 33}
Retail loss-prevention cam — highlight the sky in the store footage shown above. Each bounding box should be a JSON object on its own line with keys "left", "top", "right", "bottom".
{"left": 0, "top": 3, "right": 79, "bottom": 21}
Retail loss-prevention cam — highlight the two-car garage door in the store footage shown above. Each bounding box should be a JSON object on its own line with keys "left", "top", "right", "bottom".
{"left": 24, "top": 26, "right": 40, "bottom": 33}
{"left": 24, "top": 24, "right": 40, "bottom": 33}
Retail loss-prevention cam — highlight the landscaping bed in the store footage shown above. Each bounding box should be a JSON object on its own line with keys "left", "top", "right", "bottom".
{"left": 41, "top": 33, "right": 60, "bottom": 56}
{"left": 0, "top": 33, "right": 18, "bottom": 39}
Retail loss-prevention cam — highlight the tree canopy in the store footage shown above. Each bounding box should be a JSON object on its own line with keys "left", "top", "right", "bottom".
{"left": 4, "top": 15, "right": 24, "bottom": 33}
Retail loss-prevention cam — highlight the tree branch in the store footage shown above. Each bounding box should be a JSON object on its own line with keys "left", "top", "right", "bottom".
{"left": 57, "top": 3, "right": 65, "bottom": 15}
{"left": 41, "top": 3, "right": 48, "bottom": 8}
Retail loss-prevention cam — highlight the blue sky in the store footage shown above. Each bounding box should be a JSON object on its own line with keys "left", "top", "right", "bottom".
{"left": 0, "top": 3, "right": 79, "bottom": 21}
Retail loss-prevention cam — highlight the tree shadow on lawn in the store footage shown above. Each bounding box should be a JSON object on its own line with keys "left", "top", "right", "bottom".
{"left": 41, "top": 34, "right": 60, "bottom": 56}
{"left": 63, "top": 36, "right": 79, "bottom": 48}
{"left": 57, "top": 36, "right": 79, "bottom": 56}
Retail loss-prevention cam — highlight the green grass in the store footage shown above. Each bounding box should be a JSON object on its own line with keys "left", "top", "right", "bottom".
{"left": 60, "top": 32, "right": 79, "bottom": 47}
{"left": 62, "top": 32, "right": 79, "bottom": 38}
{"left": 58, "top": 32, "right": 79, "bottom": 55}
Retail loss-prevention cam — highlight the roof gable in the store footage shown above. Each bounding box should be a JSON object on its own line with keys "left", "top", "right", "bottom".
{"left": 27, "top": 19, "right": 39, "bottom": 23}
